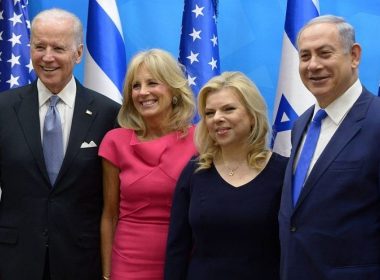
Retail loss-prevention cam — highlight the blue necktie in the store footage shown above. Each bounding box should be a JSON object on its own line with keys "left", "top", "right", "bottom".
{"left": 292, "top": 109, "right": 327, "bottom": 206}
{"left": 43, "top": 95, "right": 64, "bottom": 185}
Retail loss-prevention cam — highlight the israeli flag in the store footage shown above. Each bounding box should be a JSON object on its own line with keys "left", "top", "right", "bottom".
{"left": 84, "top": 0, "right": 126, "bottom": 104}
{"left": 271, "top": 0, "right": 319, "bottom": 156}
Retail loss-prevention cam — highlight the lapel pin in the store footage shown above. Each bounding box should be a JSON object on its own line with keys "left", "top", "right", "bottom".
{"left": 85, "top": 110, "right": 93, "bottom": 116}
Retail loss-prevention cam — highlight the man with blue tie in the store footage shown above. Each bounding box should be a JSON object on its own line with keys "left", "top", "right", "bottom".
{"left": 279, "top": 15, "right": 380, "bottom": 280}
{"left": 0, "top": 8, "right": 120, "bottom": 280}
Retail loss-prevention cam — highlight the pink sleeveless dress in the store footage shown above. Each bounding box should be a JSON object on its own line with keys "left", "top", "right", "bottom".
{"left": 99, "top": 126, "right": 196, "bottom": 280}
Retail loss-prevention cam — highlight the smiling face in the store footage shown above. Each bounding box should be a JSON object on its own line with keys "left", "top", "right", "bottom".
{"left": 204, "top": 87, "right": 253, "bottom": 150}
{"left": 131, "top": 64, "right": 173, "bottom": 126}
{"left": 298, "top": 22, "right": 361, "bottom": 107}
{"left": 31, "top": 17, "right": 83, "bottom": 94}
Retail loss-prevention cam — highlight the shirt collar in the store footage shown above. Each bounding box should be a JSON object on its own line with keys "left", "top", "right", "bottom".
{"left": 314, "top": 79, "right": 362, "bottom": 125}
{"left": 38, "top": 76, "right": 76, "bottom": 108}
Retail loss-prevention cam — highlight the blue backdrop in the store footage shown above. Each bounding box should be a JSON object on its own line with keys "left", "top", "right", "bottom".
{"left": 28, "top": 0, "right": 380, "bottom": 120}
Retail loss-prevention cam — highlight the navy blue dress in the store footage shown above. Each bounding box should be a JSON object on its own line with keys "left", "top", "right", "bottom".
{"left": 165, "top": 153, "right": 288, "bottom": 280}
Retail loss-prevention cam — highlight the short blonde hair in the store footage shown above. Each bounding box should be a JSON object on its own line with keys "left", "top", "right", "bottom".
{"left": 117, "top": 49, "right": 195, "bottom": 136}
{"left": 195, "top": 71, "right": 270, "bottom": 171}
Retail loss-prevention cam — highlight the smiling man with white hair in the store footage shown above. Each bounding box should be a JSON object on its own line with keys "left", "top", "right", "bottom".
{"left": 0, "top": 8, "right": 120, "bottom": 280}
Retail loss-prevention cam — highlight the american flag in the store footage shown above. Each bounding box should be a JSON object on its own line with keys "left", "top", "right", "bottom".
{"left": 271, "top": 0, "right": 319, "bottom": 156}
{"left": 179, "top": 0, "right": 220, "bottom": 121}
{"left": 84, "top": 0, "right": 126, "bottom": 104}
{"left": 0, "top": 0, "right": 35, "bottom": 92}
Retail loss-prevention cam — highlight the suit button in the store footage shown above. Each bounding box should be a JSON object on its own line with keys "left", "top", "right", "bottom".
{"left": 290, "top": 226, "right": 297, "bottom": 232}
{"left": 43, "top": 229, "right": 49, "bottom": 247}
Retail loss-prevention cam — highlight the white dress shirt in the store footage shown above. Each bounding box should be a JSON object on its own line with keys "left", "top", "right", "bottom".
{"left": 38, "top": 76, "right": 76, "bottom": 154}
{"left": 294, "top": 79, "right": 362, "bottom": 176}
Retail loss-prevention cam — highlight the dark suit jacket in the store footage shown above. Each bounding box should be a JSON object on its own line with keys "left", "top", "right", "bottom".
{"left": 0, "top": 80, "right": 120, "bottom": 280}
{"left": 279, "top": 88, "right": 380, "bottom": 280}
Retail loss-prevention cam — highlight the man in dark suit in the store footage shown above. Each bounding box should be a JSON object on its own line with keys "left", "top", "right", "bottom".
{"left": 0, "top": 8, "right": 120, "bottom": 280}
{"left": 279, "top": 15, "right": 380, "bottom": 280}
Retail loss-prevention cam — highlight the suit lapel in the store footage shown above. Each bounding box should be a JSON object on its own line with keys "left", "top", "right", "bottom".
{"left": 55, "top": 81, "right": 97, "bottom": 185}
{"left": 14, "top": 83, "right": 51, "bottom": 185}
{"left": 291, "top": 107, "right": 314, "bottom": 160}
{"left": 294, "top": 90, "right": 372, "bottom": 209}
{"left": 283, "top": 107, "right": 314, "bottom": 211}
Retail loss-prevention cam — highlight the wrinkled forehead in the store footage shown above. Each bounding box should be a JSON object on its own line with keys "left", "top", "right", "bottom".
{"left": 298, "top": 23, "right": 340, "bottom": 49}
{"left": 31, "top": 20, "right": 78, "bottom": 47}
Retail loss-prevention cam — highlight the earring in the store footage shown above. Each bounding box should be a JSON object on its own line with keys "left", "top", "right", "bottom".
{"left": 172, "top": 96, "right": 178, "bottom": 105}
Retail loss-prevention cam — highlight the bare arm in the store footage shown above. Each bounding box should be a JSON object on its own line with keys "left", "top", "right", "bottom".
{"left": 100, "top": 158, "right": 120, "bottom": 279}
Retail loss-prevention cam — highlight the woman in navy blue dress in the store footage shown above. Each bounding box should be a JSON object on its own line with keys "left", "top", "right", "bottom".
{"left": 164, "top": 72, "right": 287, "bottom": 280}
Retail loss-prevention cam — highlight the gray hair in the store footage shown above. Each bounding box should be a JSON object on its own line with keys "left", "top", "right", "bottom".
{"left": 31, "top": 8, "right": 83, "bottom": 47}
{"left": 297, "top": 15, "right": 355, "bottom": 54}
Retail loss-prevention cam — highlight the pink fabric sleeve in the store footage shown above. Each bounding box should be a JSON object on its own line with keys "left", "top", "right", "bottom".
{"left": 98, "top": 129, "right": 121, "bottom": 168}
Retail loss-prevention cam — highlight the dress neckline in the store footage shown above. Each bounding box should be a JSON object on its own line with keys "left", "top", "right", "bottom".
{"left": 214, "top": 152, "right": 277, "bottom": 190}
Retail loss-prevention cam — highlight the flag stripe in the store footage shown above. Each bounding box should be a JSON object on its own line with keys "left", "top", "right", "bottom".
{"left": 84, "top": 49, "right": 122, "bottom": 103}
{"left": 285, "top": 0, "right": 319, "bottom": 47}
{"left": 179, "top": 0, "right": 220, "bottom": 95}
{"left": 179, "top": 0, "right": 220, "bottom": 122}
{"left": 271, "top": 0, "right": 319, "bottom": 156}
{"left": 86, "top": 0, "right": 126, "bottom": 93}
{"left": 96, "top": 0, "right": 123, "bottom": 35}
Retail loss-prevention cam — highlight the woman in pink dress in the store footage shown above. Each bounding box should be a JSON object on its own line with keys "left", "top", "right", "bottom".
{"left": 99, "top": 49, "right": 197, "bottom": 280}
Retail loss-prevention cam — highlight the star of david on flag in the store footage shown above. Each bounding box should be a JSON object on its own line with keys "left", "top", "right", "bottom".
{"left": 0, "top": 0, "right": 36, "bottom": 92}
{"left": 179, "top": 0, "right": 220, "bottom": 122}
{"left": 271, "top": 0, "right": 319, "bottom": 156}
